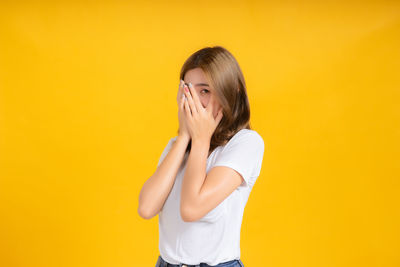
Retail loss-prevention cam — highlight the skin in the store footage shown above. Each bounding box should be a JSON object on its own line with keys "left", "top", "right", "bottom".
{"left": 138, "top": 67, "right": 244, "bottom": 222}
{"left": 179, "top": 68, "right": 244, "bottom": 222}
{"left": 176, "top": 68, "right": 221, "bottom": 153}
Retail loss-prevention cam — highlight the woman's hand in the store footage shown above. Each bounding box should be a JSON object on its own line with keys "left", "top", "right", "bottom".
{"left": 183, "top": 82, "right": 223, "bottom": 144}
{"left": 177, "top": 80, "right": 191, "bottom": 141}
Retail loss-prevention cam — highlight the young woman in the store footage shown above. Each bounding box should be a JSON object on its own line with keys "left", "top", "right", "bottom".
{"left": 138, "top": 46, "right": 265, "bottom": 267}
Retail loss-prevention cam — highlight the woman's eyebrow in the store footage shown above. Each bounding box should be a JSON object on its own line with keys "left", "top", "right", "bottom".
{"left": 196, "top": 83, "right": 209, "bottom": 87}
{"left": 185, "top": 82, "right": 209, "bottom": 87}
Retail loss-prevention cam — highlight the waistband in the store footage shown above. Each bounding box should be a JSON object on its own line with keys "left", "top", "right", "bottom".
{"left": 156, "top": 255, "right": 243, "bottom": 267}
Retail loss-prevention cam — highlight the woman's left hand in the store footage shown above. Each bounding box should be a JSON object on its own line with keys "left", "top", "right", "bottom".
{"left": 183, "top": 83, "right": 224, "bottom": 144}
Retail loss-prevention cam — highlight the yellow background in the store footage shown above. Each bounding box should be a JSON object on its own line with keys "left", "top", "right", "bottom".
{"left": 0, "top": 1, "right": 399, "bottom": 267}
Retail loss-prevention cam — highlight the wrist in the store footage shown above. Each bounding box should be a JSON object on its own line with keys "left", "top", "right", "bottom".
{"left": 192, "top": 138, "right": 210, "bottom": 147}
{"left": 177, "top": 134, "right": 190, "bottom": 144}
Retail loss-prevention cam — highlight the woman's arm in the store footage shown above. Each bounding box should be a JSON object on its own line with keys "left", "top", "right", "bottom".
{"left": 138, "top": 134, "right": 190, "bottom": 219}
{"left": 180, "top": 139, "right": 243, "bottom": 222}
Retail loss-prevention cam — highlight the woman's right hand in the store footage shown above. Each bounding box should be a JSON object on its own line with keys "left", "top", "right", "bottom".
{"left": 177, "top": 80, "right": 191, "bottom": 141}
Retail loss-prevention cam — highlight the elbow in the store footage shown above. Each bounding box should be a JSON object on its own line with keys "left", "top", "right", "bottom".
{"left": 138, "top": 205, "right": 155, "bottom": 220}
{"left": 138, "top": 183, "right": 158, "bottom": 220}
{"left": 180, "top": 203, "right": 197, "bottom": 222}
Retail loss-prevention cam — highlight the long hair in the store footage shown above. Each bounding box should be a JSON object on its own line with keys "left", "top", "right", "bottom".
{"left": 178, "top": 46, "right": 252, "bottom": 155}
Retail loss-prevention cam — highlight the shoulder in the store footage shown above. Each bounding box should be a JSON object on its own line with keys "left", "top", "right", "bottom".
{"left": 212, "top": 129, "right": 265, "bottom": 188}
{"left": 227, "top": 129, "right": 264, "bottom": 148}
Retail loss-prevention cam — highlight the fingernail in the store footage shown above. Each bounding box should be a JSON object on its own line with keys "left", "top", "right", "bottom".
{"left": 188, "top": 82, "right": 193, "bottom": 88}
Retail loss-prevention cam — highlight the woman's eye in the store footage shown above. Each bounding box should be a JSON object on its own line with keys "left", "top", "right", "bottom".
{"left": 200, "top": 89, "right": 209, "bottom": 94}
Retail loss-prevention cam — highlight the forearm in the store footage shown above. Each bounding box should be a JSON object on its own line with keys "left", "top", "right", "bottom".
{"left": 180, "top": 139, "right": 210, "bottom": 212}
{"left": 138, "top": 135, "right": 190, "bottom": 218}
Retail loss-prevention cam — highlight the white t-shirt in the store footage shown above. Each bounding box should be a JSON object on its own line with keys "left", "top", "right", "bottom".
{"left": 156, "top": 128, "right": 265, "bottom": 266}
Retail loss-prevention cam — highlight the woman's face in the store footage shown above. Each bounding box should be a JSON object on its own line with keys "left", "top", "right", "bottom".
{"left": 183, "top": 68, "right": 222, "bottom": 119}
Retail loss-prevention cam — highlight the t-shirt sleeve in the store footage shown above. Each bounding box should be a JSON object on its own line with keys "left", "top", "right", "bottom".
{"left": 157, "top": 136, "right": 178, "bottom": 167}
{"left": 212, "top": 131, "right": 265, "bottom": 189}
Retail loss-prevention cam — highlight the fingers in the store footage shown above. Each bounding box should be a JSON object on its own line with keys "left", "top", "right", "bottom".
{"left": 188, "top": 83, "right": 203, "bottom": 112}
{"left": 177, "top": 79, "right": 185, "bottom": 104}
{"left": 183, "top": 84, "right": 198, "bottom": 114}
{"left": 183, "top": 94, "right": 192, "bottom": 118}
{"left": 180, "top": 91, "right": 185, "bottom": 110}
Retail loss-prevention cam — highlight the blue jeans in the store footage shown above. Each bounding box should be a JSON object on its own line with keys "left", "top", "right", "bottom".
{"left": 155, "top": 255, "right": 245, "bottom": 267}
